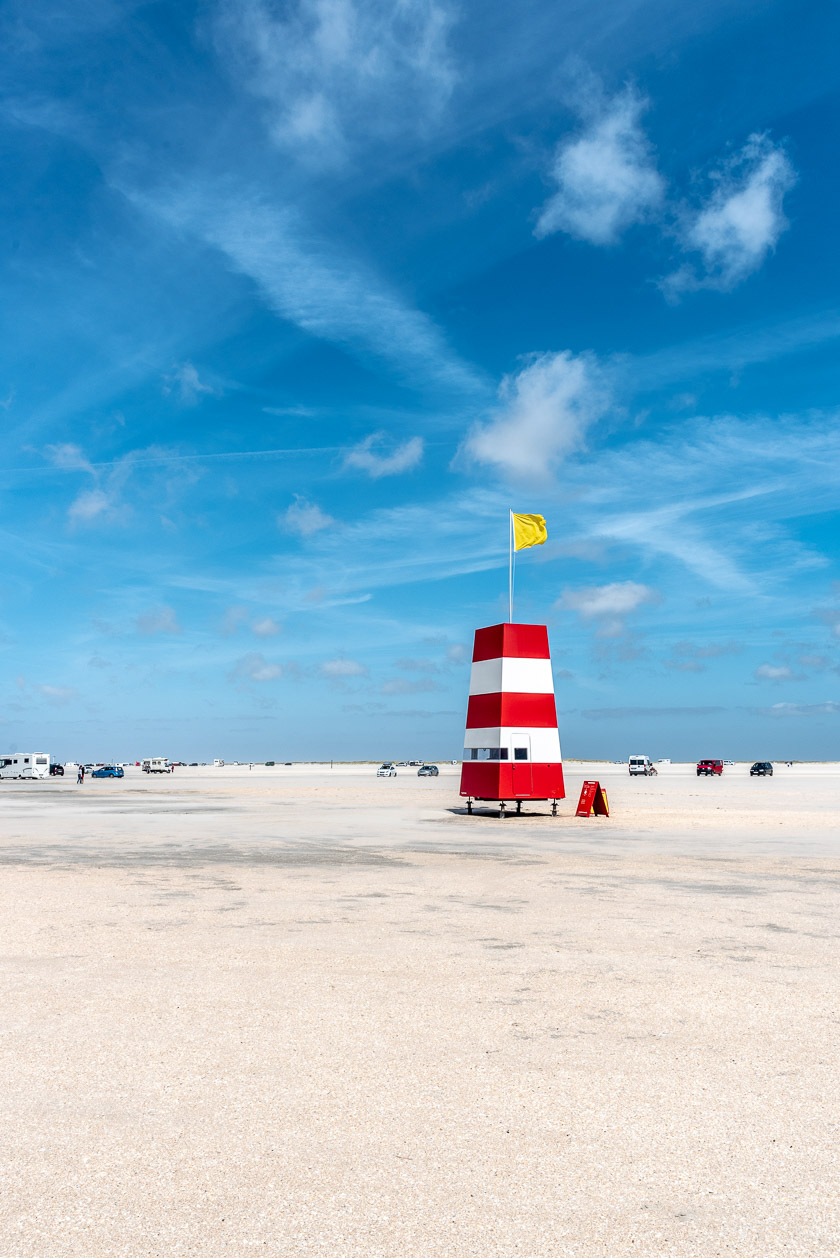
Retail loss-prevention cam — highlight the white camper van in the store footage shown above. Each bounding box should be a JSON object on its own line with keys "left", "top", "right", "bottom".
{"left": 628, "top": 755, "right": 656, "bottom": 776}
{"left": 142, "top": 758, "right": 171, "bottom": 774}
{"left": 0, "top": 753, "right": 51, "bottom": 780}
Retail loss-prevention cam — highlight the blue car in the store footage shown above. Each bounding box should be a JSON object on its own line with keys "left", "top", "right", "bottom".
{"left": 91, "top": 765, "right": 124, "bottom": 778}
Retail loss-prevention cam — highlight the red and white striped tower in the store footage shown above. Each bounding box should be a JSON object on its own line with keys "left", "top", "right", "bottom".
{"left": 459, "top": 622, "right": 565, "bottom": 807}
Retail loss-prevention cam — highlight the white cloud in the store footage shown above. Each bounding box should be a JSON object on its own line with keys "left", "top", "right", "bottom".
{"left": 45, "top": 443, "right": 94, "bottom": 474}
{"left": 664, "top": 134, "right": 796, "bottom": 295}
{"left": 216, "top": 0, "right": 456, "bottom": 167}
{"left": 136, "top": 605, "right": 181, "bottom": 635}
{"left": 34, "top": 684, "right": 78, "bottom": 706}
{"left": 143, "top": 191, "right": 480, "bottom": 393}
{"left": 344, "top": 432, "right": 424, "bottom": 478}
{"left": 757, "top": 701, "right": 840, "bottom": 718}
{"left": 231, "top": 652, "right": 283, "bottom": 682}
{"left": 68, "top": 487, "right": 110, "bottom": 523}
{"left": 320, "top": 657, "right": 367, "bottom": 677}
{"left": 558, "top": 581, "right": 658, "bottom": 637}
{"left": 463, "top": 350, "right": 609, "bottom": 479}
{"left": 282, "top": 495, "right": 336, "bottom": 536}
{"left": 164, "top": 361, "right": 215, "bottom": 406}
{"left": 252, "top": 616, "right": 282, "bottom": 637}
{"left": 754, "top": 663, "right": 793, "bottom": 681}
{"left": 535, "top": 86, "right": 664, "bottom": 245}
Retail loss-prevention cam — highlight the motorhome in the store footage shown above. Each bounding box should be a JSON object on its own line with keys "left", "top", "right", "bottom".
{"left": 142, "top": 758, "right": 171, "bottom": 774}
{"left": 0, "top": 753, "right": 52, "bottom": 780}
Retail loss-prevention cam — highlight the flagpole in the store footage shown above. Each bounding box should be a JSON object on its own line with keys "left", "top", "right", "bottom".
{"left": 509, "top": 509, "right": 513, "bottom": 623}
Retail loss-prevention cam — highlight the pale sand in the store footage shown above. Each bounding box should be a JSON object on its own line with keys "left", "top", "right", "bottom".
{"left": 1, "top": 763, "right": 838, "bottom": 1255}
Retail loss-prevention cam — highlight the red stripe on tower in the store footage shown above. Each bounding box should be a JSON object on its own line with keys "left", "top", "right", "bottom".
{"left": 460, "top": 622, "right": 565, "bottom": 804}
{"left": 471, "top": 623, "right": 550, "bottom": 662}
{"left": 466, "top": 692, "right": 558, "bottom": 729}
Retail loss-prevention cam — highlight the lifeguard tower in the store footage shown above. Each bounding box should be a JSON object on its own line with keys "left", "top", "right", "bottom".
{"left": 459, "top": 622, "right": 565, "bottom": 817}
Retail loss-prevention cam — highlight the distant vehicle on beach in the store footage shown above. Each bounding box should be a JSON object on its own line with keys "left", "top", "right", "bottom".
{"left": 50, "top": 763, "right": 65, "bottom": 776}
{"left": 750, "top": 762, "right": 773, "bottom": 776}
{"left": 0, "top": 752, "right": 52, "bottom": 780}
{"left": 417, "top": 764, "right": 439, "bottom": 776}
{"left": 92, "top": 765, "right": 124, "bottom": 778}
{"left": 628, "top": 755, "right": 656, "bottom": 776}
{"left": 142, "top": 758, "right": 171, "bottom": 774}
{"left": 697, "top": 759, "right": 724, "bottom": 776}
{"left": 377, "top": 763, "right": 397, "bottom": 777}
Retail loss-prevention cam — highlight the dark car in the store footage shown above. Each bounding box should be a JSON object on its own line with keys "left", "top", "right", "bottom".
{"left": 750, "top": 761, "right": 773, "bottom": 776}
{"left": 697, "top": 759, "right": 724, "bottom": 776}
{"left": 417, "top": 764, "right": 439, "bottom": 776}
{"left": 49, "top": 763, "right": 64, "bottom": 776}
{"left": 91, "top": 765, "right": 124, "bottom": 778}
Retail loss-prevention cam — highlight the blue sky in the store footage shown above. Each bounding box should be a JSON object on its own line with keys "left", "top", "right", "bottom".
{"left": 2, "top": 0, "right": 840, "bottom": 762}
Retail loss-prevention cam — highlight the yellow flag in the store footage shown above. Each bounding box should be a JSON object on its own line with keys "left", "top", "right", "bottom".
{"left": 512, "top": 512, "right": 547, "bottom": 551}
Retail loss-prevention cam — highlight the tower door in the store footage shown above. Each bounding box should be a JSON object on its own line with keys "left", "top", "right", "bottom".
{"left": 511, "top": 734, "right": 532, "bottom": 796}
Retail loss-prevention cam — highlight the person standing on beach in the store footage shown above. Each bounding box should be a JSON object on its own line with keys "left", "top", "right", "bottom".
{"left": 77, "top": 764, "right": 84, "bottom": 784}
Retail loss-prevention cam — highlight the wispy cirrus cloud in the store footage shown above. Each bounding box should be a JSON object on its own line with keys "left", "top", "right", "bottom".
{"left": 344, "top": 432, "right": 424, "bottom": 477}
{"left": 535, "top": 82, "right": 664, "bottom": 245}
{"left": 163, "top": 361, "right": 215, "bottom": 406}
{"left": 141, "top": 189, "right": 481, "bottom": 394}
{"left": 663, "top": 133, "right": 796, "bottom": 296}
{"left": 754, "top": 701, "right": 840, "bottom": 718}
{"left": 215, "top": 0, "right": 456, "bottom": 168}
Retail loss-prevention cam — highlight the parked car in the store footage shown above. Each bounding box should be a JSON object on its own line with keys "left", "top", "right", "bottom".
{"left": 377, "top": 763, "right": 397, "bottom": 777}
{"left": 49, "top": 763, "right": 65, "bottom": 776}
{"left": 409, "top": 760, "right": 422, "bottom": 767}
{"left": 92, "top": 765, "right": 124, "bottom": 778}
{"left": 417, "top": 764, "right": 439, "bottom": 776}
{"left": 750, "top": 761, "right": 773, "bottom": 776}
{"left": 697, "top": 759, "right": 723, "bottom": 776}
{"left": 628, "top": 755, "right": 656, "bottom": 776}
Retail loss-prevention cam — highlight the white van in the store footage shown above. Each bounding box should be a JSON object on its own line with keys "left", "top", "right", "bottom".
{"left": 142, "top": 758, "right": 171, "bottom": 774}
{"left": 213, "top": 759, "right": 225, "bottom": 767}
{"left": 0, "top": 753, "right": 51, "bottom": 780}
{"left": 628, "top": 755, "right": 656, "bottom": 776}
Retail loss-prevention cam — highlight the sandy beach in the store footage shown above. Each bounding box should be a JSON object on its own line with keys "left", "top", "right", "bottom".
{"left": 1, "top": 762, "right": 839, "bottom": 1256}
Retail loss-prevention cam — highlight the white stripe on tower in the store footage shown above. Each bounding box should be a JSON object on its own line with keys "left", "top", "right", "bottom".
{"left": 468, "top": 656, "right": 554, "bottom": 696}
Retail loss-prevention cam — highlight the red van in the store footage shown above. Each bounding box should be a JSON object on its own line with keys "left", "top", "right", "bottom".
{"left": 697, "top": 759, "right": 723, "bottom": 776}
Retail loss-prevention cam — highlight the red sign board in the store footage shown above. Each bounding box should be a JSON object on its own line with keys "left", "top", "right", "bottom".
{"left": 576, "top": 780, "right": 609, "bottom": 817}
